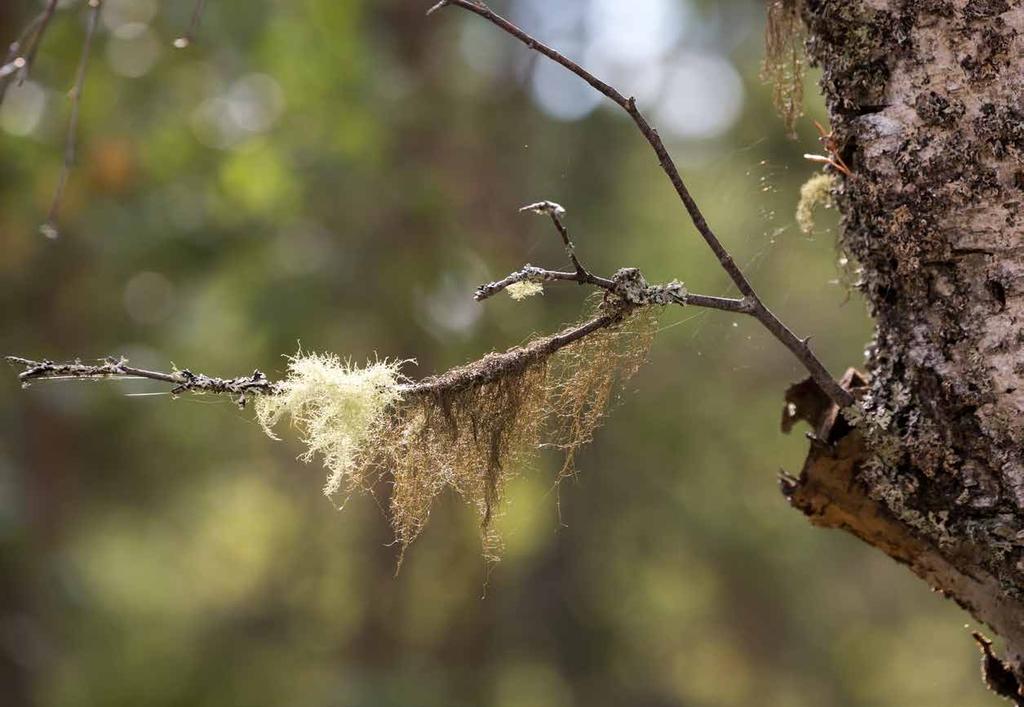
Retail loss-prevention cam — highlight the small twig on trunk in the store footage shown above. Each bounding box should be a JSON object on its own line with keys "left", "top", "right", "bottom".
{"left": 41, "top": 0, "right": 103, "bottom": 240}
{"left": 431, "top": 0, "right": 854, "bottom": 408}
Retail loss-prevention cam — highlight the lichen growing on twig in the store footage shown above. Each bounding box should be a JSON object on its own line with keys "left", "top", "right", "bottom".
{"left": 506, "top": 280, "right": 544, "bottom": 300}
{"left": 258, "top": 306, "right": 658, "bottom": 560}
{"left": 254, "top": 353, "right": 407, "bottom": 496}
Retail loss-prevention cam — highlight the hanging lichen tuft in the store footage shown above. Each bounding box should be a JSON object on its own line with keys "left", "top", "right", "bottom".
{"left": 254, "top": 352, "right": 407, "bottom": 497}
{"left": 796, "top": 172, "right": 835, "bottom": 234}
{"left": 257, "top": 305, "right": 659, "bottom": 561}
{"left": 543, "top": 307, "right": 658, "bottom": 480}
{"left": 763, "top": 0, "right": 806, "bottom": 137}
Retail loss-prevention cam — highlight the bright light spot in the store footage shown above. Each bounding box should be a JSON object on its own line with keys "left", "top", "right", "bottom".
{"left": 511, "top": 0, "right": 587, "bottom": 44}
{"left": 530, "top": 46, "right": 601, "bottom": 122}
{"left": 190, "top": 97, "right": 241, "bottom": 150}
{"left": 123, "top": 271, "right": 176, "bottom": 324}
{"left": 656, "top": 53, "right": 744, "bottom": 140}
{"left": 585, "top": 0, "right": 687, "bottom": 64}
{"left": 458, "top": 17, "right": 505, "bottom": 80}
{"left": 226, "top": 74, "right": 285, "bottom": 134}
{"left": 418, "top": 260, "right": 489, "bottom": 339}
{"left": 101, "top": 0, "right": 157, "bottom": 31}
{"left": 190, "top": 74, "right": 285, "bottom": 148}
{"left": 580, "top": 45, "right": 665, "bottom": 107}
{"left": 107, "top": 23, "right": 160, "bottom": 78}
{"left": 0, "top": 80, "right": 46, "bottom": 136}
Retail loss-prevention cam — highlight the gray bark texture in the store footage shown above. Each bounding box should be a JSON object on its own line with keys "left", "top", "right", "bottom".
{"left": 782, "top": 0, "right": 1024, "bottom": 697}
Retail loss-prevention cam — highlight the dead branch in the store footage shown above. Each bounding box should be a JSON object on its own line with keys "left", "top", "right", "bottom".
{"left": 429, "top": 0, "right": 853, "bottom": 408}
{"left": 7, "top": 355, "right": 280, "bottom": 408}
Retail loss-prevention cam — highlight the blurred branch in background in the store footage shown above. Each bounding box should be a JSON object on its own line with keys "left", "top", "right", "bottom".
{"left": 2, "top": 0, "right": 208, "bottom": 238}
{"left": 0, "top": 0, "right": 101, "bottom": 239}
{"left": 0, "top": 0, "right": 58, "bottom": 104}
{"left": 41, "top": 0, "right": 103, "bottom": 240}
{"left": 173, "top": 0, "right": 208, "bottom": 49}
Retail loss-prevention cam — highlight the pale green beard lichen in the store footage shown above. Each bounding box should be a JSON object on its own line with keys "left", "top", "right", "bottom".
{"left": 506, "top": 280, "right": 544, "bottom": 300}
{"left": 796, "top": 172, "right": 836, "bottom": 234}
{"left": 255, "top": 308, "right": 658, "bottom": 562}
{"left": 255, "top": 353, "right": 406, "bottom": 497}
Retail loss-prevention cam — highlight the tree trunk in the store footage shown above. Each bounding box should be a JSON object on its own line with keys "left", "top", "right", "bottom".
{"left": 783, "top": 0, "right": 1024, "bottom": 695}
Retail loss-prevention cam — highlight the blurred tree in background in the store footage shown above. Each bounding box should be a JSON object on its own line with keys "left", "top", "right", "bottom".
{"left": 0, "top": 0, "right": 996, "bottom": 705}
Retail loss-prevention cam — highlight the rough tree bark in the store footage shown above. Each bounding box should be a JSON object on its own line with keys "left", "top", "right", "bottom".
{"left": 782, "top": 0, "right": 1024, "bottom": 696}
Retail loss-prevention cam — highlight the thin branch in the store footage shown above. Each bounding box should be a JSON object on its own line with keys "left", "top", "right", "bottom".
{"left": 401, "top": 310, "right": 622, "bottom": 396}
{"left": 42, "top": 0, "right": 102, "bottom": 240}
{"left": 17, "top": 0, "right": 59, "bottom": 86}
{"left": 519, "top": 201, "right": 591, "bottom": 279}
{"left": 432, "top": 0, "right": 854, "bottom": 408}
{"left": 475, "top": 265, "right": 584, "bottom": 301}
{"left": 7, "top": 356, "right": 280, "bottom": 408}
{"left": 173, "top": 0, "right": 208, "bottom": 49}
{"left": 6, "top": 311, "right": 630, "bottom": 402}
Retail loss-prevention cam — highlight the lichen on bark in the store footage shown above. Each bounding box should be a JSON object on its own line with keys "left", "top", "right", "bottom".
{"left": 788, "top": 0, "right": 1024, "bottom": 683}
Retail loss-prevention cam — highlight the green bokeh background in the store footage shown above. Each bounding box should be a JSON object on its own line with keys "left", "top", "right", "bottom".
{"left": 0, "top": 1, "right": 993, "bottom": 705}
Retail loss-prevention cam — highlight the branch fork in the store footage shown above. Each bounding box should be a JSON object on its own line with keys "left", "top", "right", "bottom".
{"left": 433, "top": 0, "right": 853, "bottom": 408}
{"left": 6, "top": 0, "right": 856, "bottom": 415}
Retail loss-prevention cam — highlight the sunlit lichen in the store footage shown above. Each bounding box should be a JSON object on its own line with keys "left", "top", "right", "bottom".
{"left": 255, "top": 353, "right": 407, "bottom": 497}
{"left": 507, "top": 280, "right": 544, "bottom": 300}
{"left": 256, "top": 307, "right": 658, "bottom": 561}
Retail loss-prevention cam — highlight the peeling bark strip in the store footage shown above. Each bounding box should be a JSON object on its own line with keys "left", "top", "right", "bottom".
{"left": 795, "top": 0, "right": 1024, "bottom": 686}
{"left": 783, "top": 373, "right": 1024, "bottom": 684}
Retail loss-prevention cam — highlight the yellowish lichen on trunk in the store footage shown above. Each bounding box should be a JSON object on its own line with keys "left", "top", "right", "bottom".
{"left": 796, "top": 172, "right": 835, "bottom": 234}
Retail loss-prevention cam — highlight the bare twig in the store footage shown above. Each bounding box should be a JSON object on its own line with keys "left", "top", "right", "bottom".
{"left": 7, "top": 356, "right": 280, "bottom": 408}
{"left": 519, "top": 201, "right": 589, "bottom": 278}
{"left": 17, "top": 0, "right": 59, "bottom": 86}
{"left": 433, "top": 0, "right": 854, "bottom": 408}
{"left": 804, "top": 119, "right": 852, "bottom": 176}
{"left": 479, "top": 202, "right": 752, "bottom": 315}
{"left": 173, "top": 0, "right": 208, "bottom": 49}
{"left": 41, "top": 0, "right": 102, "bottom": 240}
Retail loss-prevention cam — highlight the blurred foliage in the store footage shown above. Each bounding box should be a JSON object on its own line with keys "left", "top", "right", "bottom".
{"left": 0, "top": 0, "right": 994, "bottom": 705}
